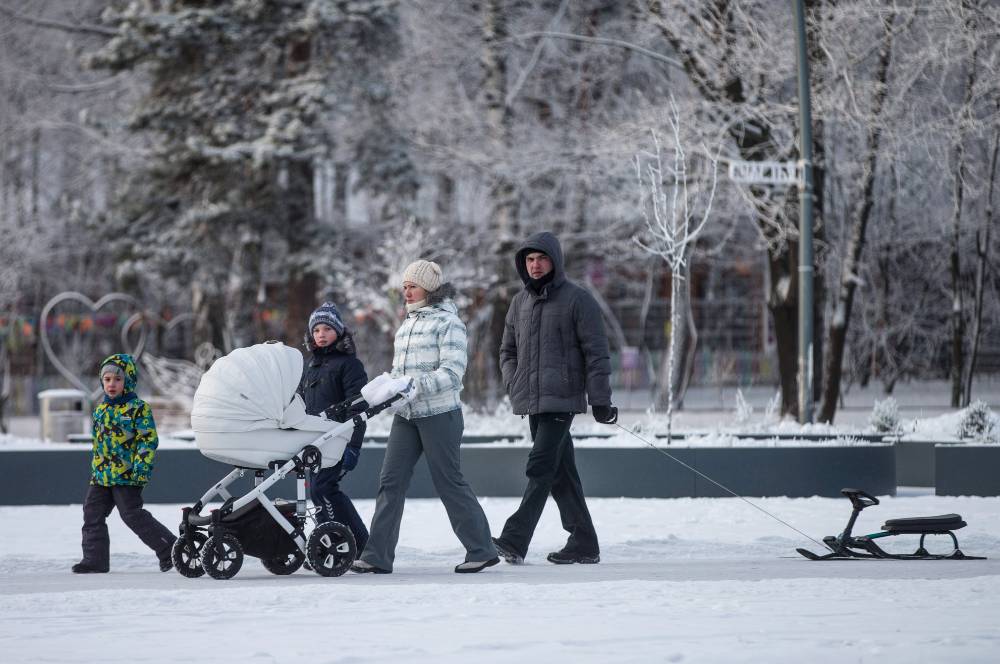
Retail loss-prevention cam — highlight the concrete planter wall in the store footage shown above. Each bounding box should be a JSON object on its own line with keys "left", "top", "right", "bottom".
{"left": 935, "top": 444, "right": 1000, "bottom": 496}
{"left": 0, "top": 443, "right": 895, "bottom": 504}
{"left": 894, "top": 440, "right": 950, "bottom": 487}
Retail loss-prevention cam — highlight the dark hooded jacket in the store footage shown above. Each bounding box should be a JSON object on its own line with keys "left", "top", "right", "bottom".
{"left": 499, "top": 232, "right": 612, "bottom": 415}
{"left": 298, "top": 332, "right": 368, "bottom": 453}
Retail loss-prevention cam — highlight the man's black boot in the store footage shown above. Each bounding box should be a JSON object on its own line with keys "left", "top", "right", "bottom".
{"left": 546, "top": 549, "right": 600, "bottom": 565}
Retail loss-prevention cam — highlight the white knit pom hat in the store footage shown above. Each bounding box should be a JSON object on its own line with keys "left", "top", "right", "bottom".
{"left": 402, "top": 260, "right": 442, "bottom": 292}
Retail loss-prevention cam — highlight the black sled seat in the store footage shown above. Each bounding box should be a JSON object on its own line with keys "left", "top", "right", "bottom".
{"left": 796, "top": 489, "right": 985, "bottom": 561}
{"left": 882, "top": 514, "right": 966, "bottom": 534}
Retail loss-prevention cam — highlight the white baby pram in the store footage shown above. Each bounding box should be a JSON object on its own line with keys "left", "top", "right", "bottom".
{"left": 172, "top": 342, "right": 415, "bottom": 580}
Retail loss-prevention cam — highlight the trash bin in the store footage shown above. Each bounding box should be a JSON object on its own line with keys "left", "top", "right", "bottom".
{"left": 38, "top": 389, "right": 89, "bottom": 442}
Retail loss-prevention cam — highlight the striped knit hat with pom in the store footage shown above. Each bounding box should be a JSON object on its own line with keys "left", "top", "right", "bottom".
{"left": 308, "top": 302, "right": 346, "bottom": 336}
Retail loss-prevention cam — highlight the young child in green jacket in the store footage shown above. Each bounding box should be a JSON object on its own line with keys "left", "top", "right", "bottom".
{"left": 72, "top": 354, "right": 176, "bottom": 573}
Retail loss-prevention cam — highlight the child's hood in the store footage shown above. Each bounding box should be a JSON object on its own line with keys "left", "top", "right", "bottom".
{"left": 99, "top": 353, "right": 138, "bottom": 393}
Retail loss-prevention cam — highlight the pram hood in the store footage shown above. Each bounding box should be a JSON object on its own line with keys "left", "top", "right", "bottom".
{"left": 191, "top": 342, "right": 330, "bottom": 434}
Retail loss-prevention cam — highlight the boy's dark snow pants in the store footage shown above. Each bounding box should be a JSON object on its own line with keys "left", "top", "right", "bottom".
{"left": 311, "top": 465, "right": 369, "bottom": 552}
{"left": 80, "top": 484, "right": 176, "bottom": 569}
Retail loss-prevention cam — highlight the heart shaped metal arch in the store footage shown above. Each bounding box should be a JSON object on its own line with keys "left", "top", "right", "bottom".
{"left": 39, "top": 292, "right": 150, "bottom": 402}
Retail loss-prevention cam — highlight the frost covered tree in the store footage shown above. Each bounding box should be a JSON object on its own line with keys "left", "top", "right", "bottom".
{"left": 0, "top": 0, "right": 129, "bottom": 299}
{"left": 963, "top": 100, "right": 999, "bottom": 407}
{"left": 0, "top": 0, "right": 145, "bottom": 392}
{"left": 633, "top": 0, "right": 831, "bottom": 418}
{"left": 4, "top": 0, "right": 1000, "bottom": 415}
{"left": 634, "top": 98, "right": 720, "bottom": 434}
{"left": 940, "top": 0, "right": 999, "bottom": 408}
{"left": 826, "top": 2, "right": 1000, "bottom": 410}
{"left": 383, "top": 0, "right": 653, "bottom": 403}
{"left": 84, "top": 0, "right": 398, "bottom": 351}
{"left": 815, "top": 3, "right": 899, "bottom": 423}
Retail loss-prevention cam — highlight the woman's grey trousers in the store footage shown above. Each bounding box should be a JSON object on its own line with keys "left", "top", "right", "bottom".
{"left": 359, "top": 408, "right": 497, "bottom": 570}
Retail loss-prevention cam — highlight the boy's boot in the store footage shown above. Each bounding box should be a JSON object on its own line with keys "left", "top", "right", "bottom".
{"left": 72, "top": 561, "right": 109, "bottom": 574}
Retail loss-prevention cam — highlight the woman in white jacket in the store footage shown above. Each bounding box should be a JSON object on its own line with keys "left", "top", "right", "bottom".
{"left": 351, "top": 260, "right": 499, "bottom": 574}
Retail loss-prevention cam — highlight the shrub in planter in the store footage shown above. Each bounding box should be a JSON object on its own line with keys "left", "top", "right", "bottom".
{"left": 869, "top": 397, "right": 901, "bottom": 435}
{"left": 957, "top": 400, "right": 999, "bottom": 443}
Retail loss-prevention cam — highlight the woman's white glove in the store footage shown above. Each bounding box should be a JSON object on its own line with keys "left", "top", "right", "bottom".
{"left": 360, "top": 373, "right": 418, "bottom": 412}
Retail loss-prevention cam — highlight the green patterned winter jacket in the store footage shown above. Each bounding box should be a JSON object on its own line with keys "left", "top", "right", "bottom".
{"left": 90, "top": 354, "right": 159, "bottom": 487}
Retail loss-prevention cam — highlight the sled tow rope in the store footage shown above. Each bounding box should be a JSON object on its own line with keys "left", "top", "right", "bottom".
{"left": 613, "top": 423, "right": 826, "bottom": 549}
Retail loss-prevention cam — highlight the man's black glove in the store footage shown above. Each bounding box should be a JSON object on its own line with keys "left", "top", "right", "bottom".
{"left": 592, "top": 405, "right": 618, "bottom": 424}
{"left": 341, "top": 446, "right": 360, "bottom": 471}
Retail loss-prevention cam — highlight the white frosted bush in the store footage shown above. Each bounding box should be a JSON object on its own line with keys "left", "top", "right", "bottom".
{"left": 957, "top": 400, "right": 999, "bottom": 443}
{"left": 734, "top": 388, "right": 753, "bottom": 424}
{"left": 869, "top": 397, "right": 901, "bottom": 434}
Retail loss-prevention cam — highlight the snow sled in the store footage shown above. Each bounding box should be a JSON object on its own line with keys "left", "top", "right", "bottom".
{"left": 172, "top": 342, "right": 416, "bottom": 580}
{"left": 796, "top": 488, "right": 985, "bottom": 561}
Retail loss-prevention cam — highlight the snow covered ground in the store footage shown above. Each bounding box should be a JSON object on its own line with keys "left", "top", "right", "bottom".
{"left": 5, "top": 389, "right": 999, "bottom": 450}
{"left": 7, "top": 377, "right": 999, "bottom": 447}
{"left": 3, "top": 493, "right": 999, "bottom": 663}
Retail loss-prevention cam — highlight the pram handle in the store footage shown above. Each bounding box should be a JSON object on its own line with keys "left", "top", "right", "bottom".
{"left": 324, "top": 394, "right": 367, "bottom": 421}
{"left": 360, "top": 392, "right": 406, "bottom": 420}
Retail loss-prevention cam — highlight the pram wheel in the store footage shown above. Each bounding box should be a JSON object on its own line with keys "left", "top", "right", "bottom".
{"left": 202, "top": 533, "right": 244, "bottom": 580}
{"left": 261, "top": 549, "right": 306, "bottom": 576}
{"left": 172, "top": 531, "right": 208, "bottom": 578}
{"left": 307, "top": 522, "right": 356, "bottom": 577}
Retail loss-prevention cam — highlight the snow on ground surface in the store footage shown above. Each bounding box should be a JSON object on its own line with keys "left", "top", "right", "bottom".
{"left": 3, "top": 493, "right": 999, "bottom": 663}
{"left": 4, "top": 401, "right": 999, "bottom": 450}
{"left": 7, "top": 378, "right": 999, "bottom": 447}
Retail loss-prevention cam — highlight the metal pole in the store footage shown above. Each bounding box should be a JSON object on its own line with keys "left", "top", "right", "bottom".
{"left": 792, "top": 0, "right": 815, "bottom": 424}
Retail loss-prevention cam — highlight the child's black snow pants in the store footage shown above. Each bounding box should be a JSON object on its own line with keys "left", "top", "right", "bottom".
{"left": 80, "top": 484, "right": 176, "bottom": 569}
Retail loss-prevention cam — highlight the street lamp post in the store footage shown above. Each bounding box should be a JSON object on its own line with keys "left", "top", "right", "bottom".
{"left": 792, "top": 0, "right": 815, "bottom": 424}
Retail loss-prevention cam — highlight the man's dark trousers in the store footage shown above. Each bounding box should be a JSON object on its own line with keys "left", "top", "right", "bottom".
{"left": 81, "top": 484, "right": 176, "bottom": 568}
{"left": 499, "top": 413, "right": 599, "bottom": 558}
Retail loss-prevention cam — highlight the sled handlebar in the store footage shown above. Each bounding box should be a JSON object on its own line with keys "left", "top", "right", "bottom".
{"left": 841, "top": 488, "right": 879, "bottom": 510}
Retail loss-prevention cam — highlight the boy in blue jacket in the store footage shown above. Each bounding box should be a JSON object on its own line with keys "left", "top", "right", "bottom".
{"left": 298, "top": 303, "right": 369, "bottom": 551}
{"left": 72, "top": 354, "right": 176, "bottom": 573}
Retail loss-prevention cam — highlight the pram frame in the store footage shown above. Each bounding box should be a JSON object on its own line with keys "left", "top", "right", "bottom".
{"left": 178, "top": 388, "right": 407, "bottom": 578}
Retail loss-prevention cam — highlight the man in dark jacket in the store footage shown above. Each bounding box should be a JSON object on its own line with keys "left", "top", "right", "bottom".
{"left": 298, "top": 302, "right": 370, "bottom": 550}
{"left": 492, "top": 231, "right": 618, "bottom": 565}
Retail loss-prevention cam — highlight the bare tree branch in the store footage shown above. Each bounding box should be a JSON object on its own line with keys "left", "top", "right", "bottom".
{"left": 505, "top": 0, "right": 570, "bottom": 107}
{"left": 513, "top": 31, "right": 683, "bottom": 70}
{"left": 44, "top": 77, "right": 122, "bottom": 93}
{"left": 0, "top": 3, "right": 117, "bottom": 37}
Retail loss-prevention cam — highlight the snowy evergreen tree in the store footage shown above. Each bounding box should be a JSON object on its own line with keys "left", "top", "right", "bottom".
{"left": 85, "top": 0, "right": 398, "bottom": 350}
